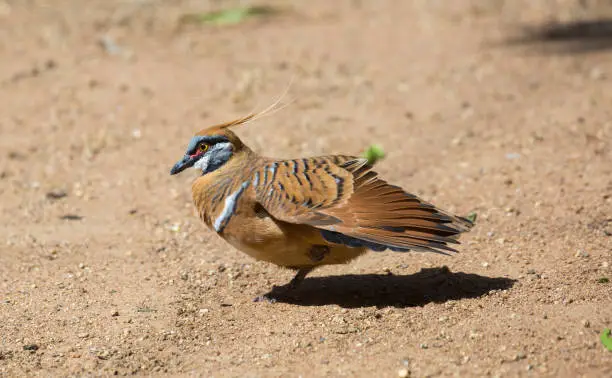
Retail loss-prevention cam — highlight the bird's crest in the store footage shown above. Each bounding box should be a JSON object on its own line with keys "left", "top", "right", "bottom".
{"left": 211, "top": 113, "right": 258, "bottom": 130}
{"left": 209, "top": 76, "right": 295, "bottom": 131}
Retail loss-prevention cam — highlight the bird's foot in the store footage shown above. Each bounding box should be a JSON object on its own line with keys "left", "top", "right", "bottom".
{"left": 252, "top": 294, "right": 278, "bottom": 303}
{"left": 253, "top": 284, "right": 294, "bottom": 303}
{"left": 253, "top": 268, "right": 312, "bottom": 303}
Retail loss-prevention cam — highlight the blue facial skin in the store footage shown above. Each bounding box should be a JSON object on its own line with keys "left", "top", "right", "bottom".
{"left": 200, "top": 141, "right": 233, "bottom": 175}
{"left": 170, "top": 135, "right": 232, "bottom": 175}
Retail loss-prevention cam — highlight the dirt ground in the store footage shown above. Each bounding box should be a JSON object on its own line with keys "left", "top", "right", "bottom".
{"left": 1, "top": 0, "right": 611, "bottom": 376}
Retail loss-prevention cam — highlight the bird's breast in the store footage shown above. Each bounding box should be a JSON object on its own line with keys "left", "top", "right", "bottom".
{"left": 191, "top": 169, "right": 367, "bottom": 268}
{"left": 213, "top": 199, "right": 317, "bottom": 267}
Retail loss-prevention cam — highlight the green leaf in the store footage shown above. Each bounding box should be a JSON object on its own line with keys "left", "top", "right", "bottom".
{"left": 362, "top": 144, "right": 385, "bottom": 165}
{"left": 180, "top": 6, "right": 278, "bottom": 26}
{"left": 465, "top": 211, "right": 478, "bottom": 224}
{"left": 598, "top": 277, "right": 609, "bottom": 283}
{"left": 600, "top": 328, "right": 612, "bottom": 351}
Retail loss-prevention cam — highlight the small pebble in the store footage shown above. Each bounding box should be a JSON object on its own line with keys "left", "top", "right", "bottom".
{"left": 77, "top": 332, "right": 89, "bottom": 338}
{"left": 60, "top": 214, "right": 83, "bottom": 221}
{"left": 99, "top": 35, "right": 121, "bottom": 55}
{"left": 111, "top": 310, "right": 119, "bottom": 317}
{"left": 398, "top": 368, "right": 409, "bottom": 378}
{"left": 581, "top": 319, "right": 590, "bottom": 328}
{"left": 131, "top": 129, "right": 142, "bottom": 139}
{"left": 23, "top": 344, "right": 39, "bottom": 351}
{"left": 46, "top": 189, "right": 67, "bottom": 200}
{"left": 469, "top": 330, "right": 482, "bottom": 339}
{"left": 574, "top": 250, "right": 589, "bottom": 258}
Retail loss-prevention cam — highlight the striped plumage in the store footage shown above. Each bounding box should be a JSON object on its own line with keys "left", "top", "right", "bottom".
{"left": 171, "top": 115, "right": 473, "bottom": 301}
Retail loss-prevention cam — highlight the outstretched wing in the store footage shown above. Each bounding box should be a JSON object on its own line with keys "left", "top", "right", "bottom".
{"left": 252, "top": 156, "right": 473, "bottom": 254}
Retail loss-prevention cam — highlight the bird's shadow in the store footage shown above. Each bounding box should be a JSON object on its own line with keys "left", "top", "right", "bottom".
{"left": 273, "top": 266, "right": 516, "bottom": 308}
{"left": 505, "top": 18, "right": 612, "bottom": 54}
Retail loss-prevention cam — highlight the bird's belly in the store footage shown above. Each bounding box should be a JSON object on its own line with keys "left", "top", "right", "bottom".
{"left": 217, "top": 215, "right": 367, "bottom": 268}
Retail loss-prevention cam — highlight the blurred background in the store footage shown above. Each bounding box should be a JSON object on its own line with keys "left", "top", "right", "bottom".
{"left": 1, "top": 0, "right": 611, "bottom": 376}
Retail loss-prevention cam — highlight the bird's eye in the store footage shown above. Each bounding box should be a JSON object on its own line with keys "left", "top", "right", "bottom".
{"left": 198, "top": 144, "right": 209, "bottom": 153}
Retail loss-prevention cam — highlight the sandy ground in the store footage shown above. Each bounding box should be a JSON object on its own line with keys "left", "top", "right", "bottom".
{"left": 1, "top": 0, "right": 611, "bottom": 376}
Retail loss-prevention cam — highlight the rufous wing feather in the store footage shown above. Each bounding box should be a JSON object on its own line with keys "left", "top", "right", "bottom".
{"left": 253, "top": 156, "right": 473, "bottom": 255}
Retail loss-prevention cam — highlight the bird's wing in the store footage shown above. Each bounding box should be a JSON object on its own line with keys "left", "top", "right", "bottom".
{"left": 252, "top": 156, "right": 473, "bottom": 254}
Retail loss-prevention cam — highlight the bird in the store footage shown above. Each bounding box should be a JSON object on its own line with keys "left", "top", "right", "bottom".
{"left": 170, "top": 112, "right": 474, "bottom": 302}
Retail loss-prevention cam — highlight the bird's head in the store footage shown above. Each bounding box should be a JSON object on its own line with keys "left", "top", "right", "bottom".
{"left": 170, "top": 115, "right": 252, "bottom": 176}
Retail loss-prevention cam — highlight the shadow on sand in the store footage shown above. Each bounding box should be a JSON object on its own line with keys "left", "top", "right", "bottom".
{"left": 273, "top": 266, "right": 516, "bottom": 308}
{"left": 507, "top": 18, "right": 612, "bottom": 54}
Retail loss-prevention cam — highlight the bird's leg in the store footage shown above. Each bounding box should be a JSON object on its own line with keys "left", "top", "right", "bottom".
{"left": 286, "top": 267, "right": 312, "bottom": 289}
{"left": 254, "top": 267, "right": 313, "bottom": 303}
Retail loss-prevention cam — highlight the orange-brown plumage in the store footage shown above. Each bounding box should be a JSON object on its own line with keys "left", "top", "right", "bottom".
{"left": 171, "top": 115, "right": 474, "bottom": 301}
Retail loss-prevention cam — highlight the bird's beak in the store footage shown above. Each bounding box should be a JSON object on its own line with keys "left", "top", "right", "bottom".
{"left": 170, "top": 155, "right": 195, "bottom": 175}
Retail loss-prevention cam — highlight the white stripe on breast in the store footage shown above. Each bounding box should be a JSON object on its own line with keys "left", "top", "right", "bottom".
{"left": 213, "top": 181, "right": 250, "bottom": 233}
{"left": 253, "top": 171, "right": 260, "bottom": 187}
